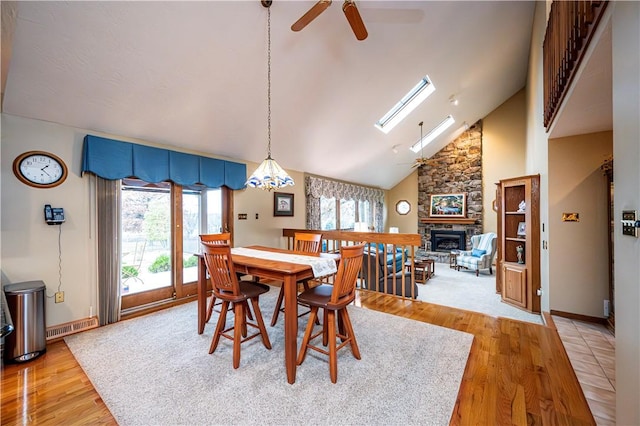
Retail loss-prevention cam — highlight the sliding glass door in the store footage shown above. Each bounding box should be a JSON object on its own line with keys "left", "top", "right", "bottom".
{"left": 120, "top": 179, "right": 229, "bottom": 311}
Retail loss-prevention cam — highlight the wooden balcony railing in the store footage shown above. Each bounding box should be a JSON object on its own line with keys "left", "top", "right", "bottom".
{"left": 282, "top": 229, "right": 422, "bottom": 299}
{"left": 543, "top": 0, "right": 608, "bottom": 130}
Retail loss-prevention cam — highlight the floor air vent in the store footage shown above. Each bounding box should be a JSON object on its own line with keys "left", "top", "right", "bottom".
{"left": 46, "top": 317, "right": 99, "bottom": 341}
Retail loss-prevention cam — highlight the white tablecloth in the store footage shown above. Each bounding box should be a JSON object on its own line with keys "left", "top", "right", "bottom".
{"left": 231, "top": 247, "right": 337, "bottom": 278}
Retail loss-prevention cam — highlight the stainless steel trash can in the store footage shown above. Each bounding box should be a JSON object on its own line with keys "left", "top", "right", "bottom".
{"left": 3, "top": 281, "right": 46, "bottom": 362}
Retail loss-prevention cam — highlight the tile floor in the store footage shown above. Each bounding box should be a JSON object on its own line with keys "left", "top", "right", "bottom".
{"left": 553, "top": 316, "right": 616, "bottom": 426}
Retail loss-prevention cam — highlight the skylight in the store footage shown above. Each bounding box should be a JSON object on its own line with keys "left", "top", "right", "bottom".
{"left": 375, "top": 76, "right": 435, "bottom": 134}
{"left": 410, "top": 115, "right": 455, "bottom": 153}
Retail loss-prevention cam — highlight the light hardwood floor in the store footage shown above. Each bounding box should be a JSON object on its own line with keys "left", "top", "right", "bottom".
{"left": 1, "top": 291, "right": 595, "bottom": 425}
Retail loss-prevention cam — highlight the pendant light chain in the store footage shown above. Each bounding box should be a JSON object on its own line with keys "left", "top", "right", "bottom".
{"left": 419, "top": 121, "right": 424, "bottom": 160}
{"left": 267, "top": 6, "right": 272, "bottom": 158}
{"left": 244, "top": 1, "right": 294, "bottom": 190}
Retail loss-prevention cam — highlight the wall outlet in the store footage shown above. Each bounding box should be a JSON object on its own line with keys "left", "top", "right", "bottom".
{"left": 604, "top": 299, "right": 610, "bottom": 317}
{"left": 55, "top": 291, "right": 64, "bottom": 303}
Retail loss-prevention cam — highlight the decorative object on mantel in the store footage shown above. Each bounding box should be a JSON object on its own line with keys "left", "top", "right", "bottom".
{"left": 516, "top": 245, "right": 524, "bottom": 264}
{"left": 517, "top": 200, "right": 526, "bottom": 213}
{"left": 246, "top": 1, "right": 294, "bottom": 191}
{"left": 429, "top": 193, "right": 466, "bottom": 218}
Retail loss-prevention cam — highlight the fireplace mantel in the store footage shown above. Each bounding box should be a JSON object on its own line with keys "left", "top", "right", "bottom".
{"left": 420, "top": 218, "right": 477, "bottom": 224}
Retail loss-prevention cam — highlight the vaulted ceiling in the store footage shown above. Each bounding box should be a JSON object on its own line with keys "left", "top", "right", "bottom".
{"left": 1, "top": 1, "right": 536, "bottom": 189}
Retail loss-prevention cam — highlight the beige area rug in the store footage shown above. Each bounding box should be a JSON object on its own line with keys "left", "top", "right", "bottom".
{"left": 65, "top": 287, "right": 473, "bottom": 425}
{"left": 416, "top": 262, "right": 543, "bottom": 324}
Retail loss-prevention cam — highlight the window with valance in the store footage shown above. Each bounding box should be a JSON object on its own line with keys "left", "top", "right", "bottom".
{"left": 81, "top": 135, "right": 246, "bottom": 189}
{"left": 305, "top": 175, "right": 384, "bottom": 231}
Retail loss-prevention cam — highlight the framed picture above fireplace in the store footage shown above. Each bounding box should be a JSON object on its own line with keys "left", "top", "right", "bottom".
{"left": 429, "top": 193, "right": 466, "bottom": 218}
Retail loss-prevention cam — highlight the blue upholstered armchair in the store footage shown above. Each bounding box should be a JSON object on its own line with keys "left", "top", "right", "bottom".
{"left": 456, "top": 232, "right": 497, "bottom": 276}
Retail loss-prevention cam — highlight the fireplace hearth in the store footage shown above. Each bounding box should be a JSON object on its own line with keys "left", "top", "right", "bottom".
{"left": 430, "top": 230, "right": 466, "bottom": 252}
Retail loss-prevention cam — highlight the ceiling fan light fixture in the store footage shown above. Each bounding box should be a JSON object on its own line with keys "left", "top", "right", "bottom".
{"left": 410, "top": 115, "right": 456, "bottom": 153}
{"left": 375, "top": 76, "right": 436, "bottom": 134}
{"left": 246, "top": 0, "right": 294, "bottom": 191}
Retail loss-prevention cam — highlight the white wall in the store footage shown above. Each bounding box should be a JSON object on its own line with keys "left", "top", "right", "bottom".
{"left": 611, "top": 2, "right": 640, "bottom": 423}
{"left": 548, "top": 131, "right": 612, "bottom": 318}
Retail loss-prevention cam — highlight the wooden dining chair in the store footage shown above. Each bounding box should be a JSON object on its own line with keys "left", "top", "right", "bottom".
{"left": 201, "top": 243, "right": 271, "bottom": 369}
{"left": 296, "top": 243, "right": 365, "bottom": 383}
{"left": 199, "top": 233, "right": 231, "bottom": 323}
{"left": 270, "top": 232, "right": 322, "bottom": 326}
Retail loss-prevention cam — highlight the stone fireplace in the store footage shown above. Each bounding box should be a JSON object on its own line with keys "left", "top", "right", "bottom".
{"left": 417, "top": 121, "right": 484, "bottom": 256}
{"left": 430, "top": 230, "right": 466, "bottom": 252}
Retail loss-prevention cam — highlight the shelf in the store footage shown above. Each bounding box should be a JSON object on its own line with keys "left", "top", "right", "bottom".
{"left": 499, "top": 174, "right": 540, "bottom": 314}
{"left": 420, "top": 218, "right": 476, "bottom": 224}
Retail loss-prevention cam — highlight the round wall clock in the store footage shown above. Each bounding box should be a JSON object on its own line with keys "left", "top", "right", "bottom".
{"left": 13, "top": 151, "right": 68, "bottom": 188}
{"left": 395, "top": 200, "right": 411, "bottom": 215}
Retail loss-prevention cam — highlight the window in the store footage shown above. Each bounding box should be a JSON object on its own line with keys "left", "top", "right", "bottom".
{"left": 358, "top": 200, "right": 371, "bottom": 226}
{"left": 375, "top": 75, "right": 436, "bottom": 134}
{"left": 320, "top": 197, "right": 336, "bottom": 230}
{"left": 306, "top": 175, "right": 383, "bottom": 232}
{"left": 319, "top": 197, "right": 364, "bottom": 230}
{"left": 340, "top": 199, "right": 356, "bottom": 230}
{"left": 121, "top": 181, "right": 172, "bottom": 297}
{"left": 120, "top": 179, "right": 231, "bottom": 311}
{"left": 410, "top": 115, "right": 456, "bottom": 153}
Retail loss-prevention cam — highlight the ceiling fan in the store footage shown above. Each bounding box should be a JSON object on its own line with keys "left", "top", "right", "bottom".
{"left": 291, "top": 0, "right": 368, "bottom": 41}
{"left": 411, "top": 121, "right": 427, "bottom": 168}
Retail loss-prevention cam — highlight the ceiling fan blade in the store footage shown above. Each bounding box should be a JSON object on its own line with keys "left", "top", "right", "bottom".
{"left": 342, "top": 0, "right": 368, "bottom": 40}
{"left": 291, "top": 0, "right": 332, "bottom": 32}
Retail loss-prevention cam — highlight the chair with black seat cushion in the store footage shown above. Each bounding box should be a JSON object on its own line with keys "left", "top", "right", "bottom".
{"left": 296, "top": 243, "right": 365, "bottom": 383}
{"left": 201, "top": 243, "right": 271, "bottom": 369}
{"left": 270, "top": 232, "right": 322, "bottom": 326}
{"left": 199, "top": 233, "right": 231, "bottom": 323}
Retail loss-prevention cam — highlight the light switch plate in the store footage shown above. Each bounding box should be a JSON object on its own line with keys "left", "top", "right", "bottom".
{"left": 622, "top": 210, "right": 638, "bottom": 237}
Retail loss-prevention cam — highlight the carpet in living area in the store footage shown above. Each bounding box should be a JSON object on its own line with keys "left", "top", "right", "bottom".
{"left": 65, "top": 287, "right": 473, "bottom": 425}
{"left": 416, "top": 262, "right": 543, "bottom": 325}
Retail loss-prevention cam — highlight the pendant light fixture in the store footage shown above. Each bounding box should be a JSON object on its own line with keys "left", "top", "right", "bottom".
{"left": 246, "top": 0, "right": 295, "bottom": 191}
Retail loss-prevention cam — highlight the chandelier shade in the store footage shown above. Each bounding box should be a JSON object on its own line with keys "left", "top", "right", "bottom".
{"left": 245, "top": 0, "right": 294, "bottom": 191}
{"left": 245, "top": 155, "right": 294, "bottom": 190}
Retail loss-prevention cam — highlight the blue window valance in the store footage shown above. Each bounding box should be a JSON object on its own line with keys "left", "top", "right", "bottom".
{"left": 81, "top": 135, "right": 246, "bottom": 190}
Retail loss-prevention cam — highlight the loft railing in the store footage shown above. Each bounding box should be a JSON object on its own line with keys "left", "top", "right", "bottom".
{"left": 282, "top": 228, "right": 422, "bottom": 299}
{"left": 543, "top": 0, "right": 608, "bottom": 130}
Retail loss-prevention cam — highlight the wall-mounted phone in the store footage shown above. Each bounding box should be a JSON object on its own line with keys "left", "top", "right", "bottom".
{"left": 44, "top": 204, "right": 65, "bottom": 225}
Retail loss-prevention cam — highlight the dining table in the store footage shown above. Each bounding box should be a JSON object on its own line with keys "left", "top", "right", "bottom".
{"left": 197, "top": 245, "right": 340, "bottom": 384}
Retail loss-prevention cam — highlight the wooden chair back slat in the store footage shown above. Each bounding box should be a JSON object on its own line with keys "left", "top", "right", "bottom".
{"left": 200, "top": 233, "right": 231, "bottom": 246}
{"left": 294, "top": 232, "right": 322, "bottom": 254}
{"left": 330, "top": 244, "right": 365, "bottom": 305}
{"left": 201, "top": 244, "right": 240, "bottom": 296}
